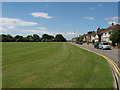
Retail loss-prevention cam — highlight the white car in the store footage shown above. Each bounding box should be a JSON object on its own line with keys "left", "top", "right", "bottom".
{"left": 99, "top": 42, "right": 111, "bottom": 50}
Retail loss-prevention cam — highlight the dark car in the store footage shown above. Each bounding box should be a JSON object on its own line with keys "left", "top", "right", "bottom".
{"left": 94, "top": 43, "right": 99, "bottom": 49}
{"left": 76, "top": 41, "right": 83, "bottom": 45}
{"left": 75, "top": 41, "right": 79, "bottom": 44}
{"left": 78, "top": 41, "right": 83, "bottom": 45}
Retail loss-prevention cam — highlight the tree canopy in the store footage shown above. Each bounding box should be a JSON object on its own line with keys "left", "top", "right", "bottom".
{"left": 41, "top": 34, "right": 54, "bottom": 42}
{"left": 110, "top": 29, "right": 120, "bottom": 44}
{"left": 87, "top": 31, "right": 95, "bottom": 34}
{"left": 55, "top": 34, "right": 66, "bottom": 42}
{"left": 76, "top": 36, "right": 84, "bottom": 42}
{"left": 1, "top": 34, "right": 67, "bottom": 42}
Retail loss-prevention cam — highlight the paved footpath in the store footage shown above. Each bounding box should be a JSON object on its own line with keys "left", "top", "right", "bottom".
{"left": 71, "top": 43, "right": 120, "bottom": 89}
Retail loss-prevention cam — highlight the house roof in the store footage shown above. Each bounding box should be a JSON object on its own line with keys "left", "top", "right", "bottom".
{"left": 82, "top": 24, "right": 120, "bottom": 37}
{"left": 97, "top": 24, "right": 120, "bottom": 35}
{"left": 91, "top": 32, "right": 97, "bottom": 35}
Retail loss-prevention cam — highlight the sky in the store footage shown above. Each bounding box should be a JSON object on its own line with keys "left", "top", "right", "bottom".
{"left": 1, "top": 2, "right": 119, "bottom": 40}
{"left": 1, "top": 0, "right": 120, "bottom": 2}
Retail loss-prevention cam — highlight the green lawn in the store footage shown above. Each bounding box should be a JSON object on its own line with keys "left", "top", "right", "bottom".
{"left": 2, "top": 42, "right": 113, "bottom": 88}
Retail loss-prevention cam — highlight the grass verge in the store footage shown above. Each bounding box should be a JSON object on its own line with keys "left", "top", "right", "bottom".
{"left": 2, "top": 42, "right": 113, "bottom": 88}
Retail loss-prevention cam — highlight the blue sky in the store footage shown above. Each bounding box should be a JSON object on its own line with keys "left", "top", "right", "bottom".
{"left": 1, "top": 2, "right": 119, "bottom": 40}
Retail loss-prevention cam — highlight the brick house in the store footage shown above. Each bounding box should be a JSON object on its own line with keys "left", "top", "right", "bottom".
{"left": 83, "top": 34, "right": 90, "bottom": 42}
{"left": 97, "top": 24, "right": 120, "bottom": 43}
{"left": 83, "top": 24, "right": 120, "bottom": 43}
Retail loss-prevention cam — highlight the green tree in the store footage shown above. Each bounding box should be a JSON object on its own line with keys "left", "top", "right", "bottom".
{"left": 26, "top": 35, "right": 34, "bottom": 42}
{"left": 0, "top": 35, "right": 2, "bottom": 42}
{"left": 110, "top": 29, "right": 120, "bottom": 45}
{"left": 6, "top": 34, "right": 15, "bottom": 42}
{"left": 2, "top": 34, "right": 8, "bottom": 42}
{"left": 41, "top": 39, "right": 45, "bottom": 42}
{"left": 76, "top": 36, "right": 84, "bottom": 42}
{"left": 2, "top": 34, "right": 14, "bottom": 42}
{"left": 42, "top": 34, "right": 54, "bottom": 42}
{"left": 33, "top": 34, "right": 40, "bottom": 42}
{"left": 55, "top": 34, "right": 66, "bottom": 42}
{"left": 14, "top": 35, "right": 24, "bottom": 42}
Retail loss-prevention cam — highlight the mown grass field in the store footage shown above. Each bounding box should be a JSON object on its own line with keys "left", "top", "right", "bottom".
{"left": 2, "top": 42, "right": 113, "bottom": 88}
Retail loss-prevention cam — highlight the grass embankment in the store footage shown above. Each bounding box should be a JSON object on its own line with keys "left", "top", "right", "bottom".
{"left": 2, "top": 42, "right": 113, "bottom": 88}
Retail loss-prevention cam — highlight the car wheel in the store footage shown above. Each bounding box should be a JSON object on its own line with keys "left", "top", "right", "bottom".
{"left": 102, "top": 47, "right": 104, "bottom": 50}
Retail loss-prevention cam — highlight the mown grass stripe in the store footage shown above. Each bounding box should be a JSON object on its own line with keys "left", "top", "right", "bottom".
{"left": 2, "top": 42, "right": 114, "bottom": 88}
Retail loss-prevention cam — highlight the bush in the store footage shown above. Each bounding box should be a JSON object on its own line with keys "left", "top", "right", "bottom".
{"left": 110, "top": 29, "right": 120, "bottom": 44}
{"left": 95, "top": 41, "right": 99, "bottom": 43}
{"left": 83, "top": 41, "right": 87, "bottom": 43}
{"left": 102, "top": 41, "right": 107, "bottom": 42}
{"left": 118, "top": 43, "right": 120, "bottom": 47}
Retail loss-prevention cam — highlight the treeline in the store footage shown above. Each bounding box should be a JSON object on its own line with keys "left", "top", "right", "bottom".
{"left": 0, "top": 34, "right": 66, "bottom": 42}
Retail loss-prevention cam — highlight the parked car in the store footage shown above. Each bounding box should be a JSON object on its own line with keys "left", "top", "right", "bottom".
{"left": 94, "top": 43, "right": 99, "bottom": 49}
{"left": 78, "top": 42, "right": 83, "bottom": 45}
{"left": 76, "top": 41, "right": 83, "bottom": 45}
{"left": 99, "top": 42, "right": 111, "bottom": 50}
{"left": 78, "top": 41, "right": 83, "bottom": 45}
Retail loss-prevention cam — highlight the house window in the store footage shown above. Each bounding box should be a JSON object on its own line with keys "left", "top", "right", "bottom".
{"left": 101, "top": 34, "right": 103, "bottom": 36}
{"left": 109, "top": 32, "right": 111, "bottom": 34}
{"left": 105, "top": 33, "right": 106, "bottom": 36}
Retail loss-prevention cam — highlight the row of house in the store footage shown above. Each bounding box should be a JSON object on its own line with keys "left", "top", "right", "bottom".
{"left": 82, "top": 23, "right": 120, "bottom": 43}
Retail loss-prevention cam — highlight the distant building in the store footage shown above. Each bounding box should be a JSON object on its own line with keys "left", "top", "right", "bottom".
{"left": 83, "top": 34, "right": 90, "bottom": 42}
{"left": 97, "top": 24, "right": 120, "bottom": 43}
{"left": 72, "top": 23, "right": 120, "bottom": 43}
{"left": 81, "top": 24, "right": 120, "bottom": 43}
{"left": 72, "top": 37, "right": 77, "bottom": 42}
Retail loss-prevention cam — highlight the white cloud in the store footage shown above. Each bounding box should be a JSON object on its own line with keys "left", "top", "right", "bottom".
{"left": 108, "top": 21, "right": 119, "bottom": 25}
{"left": 7, "top": 26, "right": 15, "bottom": 30}
{"left": 0, "top": 17, "right": 37, "bottom": 31}
{"left": 104, "top": 16, "right": 120, "bottom": 21}
{"left": 21, "top": 29, "right": 78, "bottom": 38}
{"left": 0, "top": 18, "right": 37, "bottom": 26}
{"left": 89, "top": 7, "right": 95, "bottom": 10}
{"left": 31, "top": 12, "right": 53, "bottom": 19}
{"left": 98, "top": 4, "right": 103, "bottom": 7}
{"left": 0, "top": 27, "right": 7, "bottom": 32}
{"left": 65, "top": 24, "right": 71, "bottom": 27}
{"left": 21, "top": 29, "right": 63, "bottom": 35}
{"left": 0, "top": 27, "right": 2, "bottom": 31}
{"left": 22, "top": 29, "right": 47, "bottom": 34}
{"left": 45, "top": 4, "right": 50, "bottom": 7}
{"left": 84, "top": 17, "right": 95, "bottom": 20}
{"left": 37, "top": 27, "right": 47, "bottom": 30}
{"left": 66, "top": 32, "right": 77, "bottom": 35}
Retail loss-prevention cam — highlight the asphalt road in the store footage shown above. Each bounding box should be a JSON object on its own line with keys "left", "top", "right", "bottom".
{"left": 73, "top": 43, "right": 120, "bottom": 68}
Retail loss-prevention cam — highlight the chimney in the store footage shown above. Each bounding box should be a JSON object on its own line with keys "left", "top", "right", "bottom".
{"left": 112, "top": 22, "right": 114, "bottom": 26}
{"left": 97, "top": 26, "right": 101, "bottom": 30}
{"left": 97, "top": 26, "right": 100, "bottom": 33}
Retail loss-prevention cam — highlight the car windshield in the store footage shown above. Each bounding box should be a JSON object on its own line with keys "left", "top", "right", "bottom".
{"left": 103, "top": 43, "right": 109, "bottom": 45}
